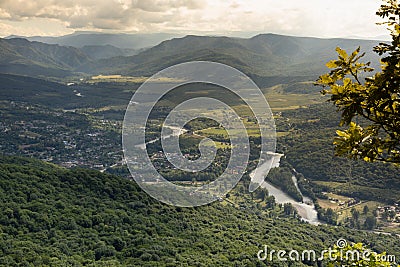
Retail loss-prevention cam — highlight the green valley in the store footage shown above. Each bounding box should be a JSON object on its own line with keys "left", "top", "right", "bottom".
{"left": 1, "top": 23, "right": 400, "bottom": 266}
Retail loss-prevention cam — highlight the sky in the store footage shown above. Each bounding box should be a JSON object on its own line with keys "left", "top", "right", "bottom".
{"left": 0, "top": 0, "right": 389, "bottom": 39}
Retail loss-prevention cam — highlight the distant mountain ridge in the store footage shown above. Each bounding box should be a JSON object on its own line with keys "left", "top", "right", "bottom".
{"left": 1, "top": 33, "right": 384, "bottom": 79}
{"left": 5, "top": 32, "right": 183, "bottom": 49}
{"left": 80, "top": 33, "right": 382, "bottom": 78}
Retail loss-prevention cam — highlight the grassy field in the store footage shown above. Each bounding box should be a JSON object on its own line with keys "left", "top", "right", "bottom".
{"left": 198, "top": 127, "right": 261, "bottom": 138}
{"left": 180, "top": 133, "right": 231, "bottom": 149}
{"left": 338, "top": 201, "right": 381, "bottom": 219}
{"left": 264, "top": 90, "right": 325, "bottom": 112}
{"left": 317, "top": 193, "right": 354, "bottom": 211}
{"left": 316, "top": 191, "right": 386, "bottom": 225}
{"left": 313, "top": 181, "right": 349, "bottom": 189}
{"left": 89, "top": 75, "right": 185, "bottom": 83}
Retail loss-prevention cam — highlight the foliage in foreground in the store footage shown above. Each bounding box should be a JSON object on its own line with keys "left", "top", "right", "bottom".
{"left": 326, "top": 242, "right": 398, "bottom": 267}
{"left": 317, "top": 0, "right": 400, "bottom": 164}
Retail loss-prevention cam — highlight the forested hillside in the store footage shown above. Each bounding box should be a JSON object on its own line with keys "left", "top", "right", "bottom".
{"left": 0, "top": 38, "right": 91, "bottom": 77}
{"left": 1, "top": 155, "right": 399, "bottom": 266}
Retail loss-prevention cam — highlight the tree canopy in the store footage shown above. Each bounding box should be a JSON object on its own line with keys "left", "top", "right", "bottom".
{"left": 317, "top": 0, "right": 400, "bottom": 164}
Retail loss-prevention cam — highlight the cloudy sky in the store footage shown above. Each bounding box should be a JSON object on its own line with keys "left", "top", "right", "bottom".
{"left": 0, "top": 0, "right": 388, "bottom": 38}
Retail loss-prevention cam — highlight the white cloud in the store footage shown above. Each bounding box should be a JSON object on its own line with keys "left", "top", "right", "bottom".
{"left": 0, "top": 0, "right": 389, "bottom": 38}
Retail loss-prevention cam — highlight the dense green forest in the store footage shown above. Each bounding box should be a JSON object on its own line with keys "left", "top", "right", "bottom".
{"left": 0, "top": 155, "right": 399, "bottom": 266}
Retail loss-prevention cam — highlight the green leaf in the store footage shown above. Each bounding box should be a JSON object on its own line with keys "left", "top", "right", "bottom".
{"left": 319, "top": 74, "right": 333, "bottom": 84}
{"left": 336, "top": 47, "right": 348, "bottom": 59}
{"left": 326, "top": 60, "right": 338, "bottom": 68}
{"left": 336, "top": 130, "right": 349, "bottom": 138}
{"left": 343, "top": 78, "right": 352, "bottom": 87}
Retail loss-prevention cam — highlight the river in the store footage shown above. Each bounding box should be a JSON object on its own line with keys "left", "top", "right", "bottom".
{"left": 135, "top": 127, "right": 320, "bottom": 224}
{"left": 250, "top": 153, "right": 320, "bottom": 225}
{"left": 135, "top": 125, "right": 187, "bottom": 150}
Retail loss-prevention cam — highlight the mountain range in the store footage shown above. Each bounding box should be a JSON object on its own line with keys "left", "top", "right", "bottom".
{"left": 83, "top": 34, "right": 381, "bottom": 77}
{"left": 1, "top": 33, "right": 384, "bottom": 79}
{"left": 5, "top": 32, "right": 182, "bottom": 49}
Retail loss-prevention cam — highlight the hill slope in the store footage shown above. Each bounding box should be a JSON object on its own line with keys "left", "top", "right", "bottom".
{"left": 81, "top": 45, "right": 137, "bottom": 60}
{"left": 0, "top": 73, "right": 76, "bottom": 105}
{"left": 0, "top": 73, "right": 137, "bottom": 109}
{"left": 0, "top": 38, "right": 91, "bottom": 77}
{"left": 0, "top": 155, "right": 399, "bottom": 266}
